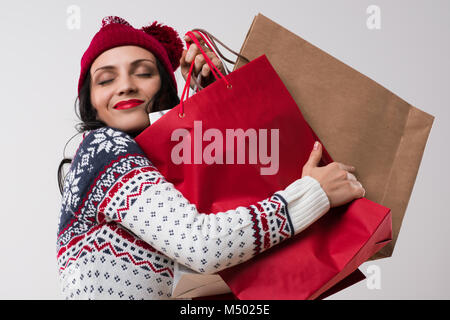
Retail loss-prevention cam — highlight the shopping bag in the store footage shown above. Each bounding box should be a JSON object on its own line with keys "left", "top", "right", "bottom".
{"left": 168, "top": 232, "right": 366, "bottom": 299}
{"left": 171, "top": 263, "right": 231, "bottom": 299}
{"left": 170, "top": 253, "right": 367, "bottom": 300}
{"left": 135, "top": 30, "right": 392, "bottom": 299}
{"left": 219, "top": 195, "right": 391, "bottom": 299}
{"left": 188, "top": 268, "right": 367, "bottom": 300}
{"left": 234, "top": 13, "right": 434, "bottom": 260}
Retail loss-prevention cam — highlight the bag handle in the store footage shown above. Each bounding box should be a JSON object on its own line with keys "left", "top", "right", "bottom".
{"left": 187, "top": 30, "right": 230, "bottom": 92}
{"left": 178, "top": 31, "right": 232, "bottom": 118}
{"left": 186, "top": 30, "right": 227, "bottom": 82}
{"left": 191, "top": 28, "right": 250, "bottom": 74}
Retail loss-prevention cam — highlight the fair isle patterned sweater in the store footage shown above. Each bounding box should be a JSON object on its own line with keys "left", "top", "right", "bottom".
{"left": 57, "top": 126, "right": 331, "bottom": 300}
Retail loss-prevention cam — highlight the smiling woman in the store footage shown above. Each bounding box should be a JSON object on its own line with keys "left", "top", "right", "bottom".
{"left": 74, "top": 49, "right": 180, "bottom": 138}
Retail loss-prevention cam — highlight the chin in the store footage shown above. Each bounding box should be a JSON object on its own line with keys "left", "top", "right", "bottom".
{"left": 115, "top": 114, "right": 150, "bottom": 135}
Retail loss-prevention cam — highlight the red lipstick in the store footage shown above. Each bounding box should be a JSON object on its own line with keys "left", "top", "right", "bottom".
{"left": 113, "top": 99, "right": 144, "bottom": 110}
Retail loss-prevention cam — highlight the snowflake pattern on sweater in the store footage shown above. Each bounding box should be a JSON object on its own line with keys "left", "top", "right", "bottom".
{"left": 57, "top": 126, "right": 330, "bottom": 300}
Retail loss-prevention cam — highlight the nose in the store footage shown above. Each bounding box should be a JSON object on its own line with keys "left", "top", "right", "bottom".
{"left": 117, "top": 75, "right": 138, "bottom": 96}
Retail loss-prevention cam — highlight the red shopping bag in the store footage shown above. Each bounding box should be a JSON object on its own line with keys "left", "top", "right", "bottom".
{"left": 135, "top": 31, "right": 391, "bottom": 299}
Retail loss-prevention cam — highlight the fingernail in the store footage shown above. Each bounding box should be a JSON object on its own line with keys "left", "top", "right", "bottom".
{"left": 313, "top": 141, "right": 319, "bottom": 150}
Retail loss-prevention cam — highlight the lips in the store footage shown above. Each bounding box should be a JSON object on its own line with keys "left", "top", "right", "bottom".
{"left": 113, "top": 99, "right": 144, "bottom": 110}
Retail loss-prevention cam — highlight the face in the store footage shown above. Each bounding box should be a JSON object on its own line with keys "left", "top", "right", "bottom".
{"left": 90, "top": 45, "right": 161, "bottom": 134}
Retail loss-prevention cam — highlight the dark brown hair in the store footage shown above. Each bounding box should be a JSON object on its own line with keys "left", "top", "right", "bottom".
{"left": 57, "top": 57, "right": 180, "bottom": 195}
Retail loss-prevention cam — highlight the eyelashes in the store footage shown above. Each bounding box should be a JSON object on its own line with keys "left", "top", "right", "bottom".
{"left": 97, "top": 73, "right": 153, "bottom": 86}
{"left": 137, "top": 73, "right": 152, "bottom": 77}
{"left": 98, "top": 79, "right": 112, "bottom": 85}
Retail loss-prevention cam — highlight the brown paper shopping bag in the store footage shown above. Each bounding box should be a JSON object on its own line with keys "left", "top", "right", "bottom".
{"left": 234, "top": 14, "right": 434, "bottom": 260}
{"left": 171, "top": 263, "right": 231, "bottom": 299}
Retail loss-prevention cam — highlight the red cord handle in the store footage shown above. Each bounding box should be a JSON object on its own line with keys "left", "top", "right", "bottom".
{"left": 179, "top": 30, "right": 232, "bottom": 118}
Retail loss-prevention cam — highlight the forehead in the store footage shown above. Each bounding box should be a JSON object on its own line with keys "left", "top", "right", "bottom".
{"left": 90, "top": 45, "right": 156, "bottom": 74}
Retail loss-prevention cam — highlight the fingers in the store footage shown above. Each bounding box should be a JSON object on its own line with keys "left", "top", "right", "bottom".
{"left": 337, "top": 162, "right": 355, "bottom": 173}
{"left": 340, "top": 164, "right": 365, "bottom": 197}
{"left": 183, "top": 43, "right": 221, "bottom": 78}
{"left": 193, "top": 52, "right": 222, "bottom": 78}
{"left": 179, "top": 49, "right": 189, "bottom": 78}
{"left": 348, "top": 179, "right": 365, "bottom": 198}
{"left": 353, "top": 181, "right": 366, "bottom": 198}
{"left": 201, "top": 63, "right": 210, "bottom": 77}
{"left": 182, "top": 33, "right": 227, "bottom": 84}
{"left": 186, "top": 44, "right": 201, "bottom": 64}
{"left": 304, "top": 141, "right": 323, "bottom": 170}
{"left": 338, "top": 165, "right": 365, "bottom": 198}
{"left": 184, "top": 41, "right": 211, "bottom": 64}
{"left": 184, "top": 32, "right": 204, "bottom": 45}
{"left": 346, "top": 172, "right": 357, "bottom": 181}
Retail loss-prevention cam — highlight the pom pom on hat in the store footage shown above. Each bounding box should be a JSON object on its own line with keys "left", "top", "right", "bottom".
{"left": 141, "top": 22, "right": 184, "bottom": 71}
{"left": 101, "top": 16, "right": 132, "bottom": 27}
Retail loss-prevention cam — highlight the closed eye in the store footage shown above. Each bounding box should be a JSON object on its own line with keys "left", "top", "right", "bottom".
{"left": 98, "top": 73, "right": 152, "bottom": 86}
{"left": 98, "top": 79, "right": 113, "bottom": 85}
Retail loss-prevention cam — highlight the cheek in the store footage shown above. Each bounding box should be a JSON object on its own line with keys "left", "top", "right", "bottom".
{"left": 91, "top": 88, "right": 111, "bottom": 112}
{"left": 145, "top": 77, "right": 162, "bottom": 97}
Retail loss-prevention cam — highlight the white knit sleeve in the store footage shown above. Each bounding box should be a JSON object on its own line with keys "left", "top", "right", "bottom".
{"left": 103, "top": 172, "right": 330, "bottom": 275}
{"left": 84, "top": 127, "right": 330, "bottom": 274}
{"left": 280, "top": 175, "right": 331, "bottom": 235}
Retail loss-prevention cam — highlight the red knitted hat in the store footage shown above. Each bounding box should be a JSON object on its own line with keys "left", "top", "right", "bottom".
{"left": 78, "top": 16, "right": 184, "bottom": 96}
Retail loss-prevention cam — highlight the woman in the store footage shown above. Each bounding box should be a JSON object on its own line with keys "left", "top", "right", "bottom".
{"left": 56, "top": 16, "right": 365, "bottom": 300}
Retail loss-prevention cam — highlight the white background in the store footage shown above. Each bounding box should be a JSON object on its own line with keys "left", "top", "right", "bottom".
{"left": 0, "top": 0, "right": 448, "bottom": 299}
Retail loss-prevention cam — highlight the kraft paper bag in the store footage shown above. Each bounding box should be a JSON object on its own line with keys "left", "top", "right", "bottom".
{"left": 234, "top": 14, "right": 434, "bottom": 260}
{"left": 171, "top": 263, "right": 231, "bottom": 299}
{"left": 137, "top": 36, "right": 392, "bottom": 299}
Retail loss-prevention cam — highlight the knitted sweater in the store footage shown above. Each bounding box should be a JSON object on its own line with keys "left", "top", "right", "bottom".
{"left": 56, "top": 126, "right": 331, "bottom": 300}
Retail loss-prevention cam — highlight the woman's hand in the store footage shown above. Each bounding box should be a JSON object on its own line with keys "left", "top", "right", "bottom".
{"left": 302, "top": 141, "right": 366, "bottom": 208}
{"left": 180, "top": 32, "right": 226, "bottom": 89}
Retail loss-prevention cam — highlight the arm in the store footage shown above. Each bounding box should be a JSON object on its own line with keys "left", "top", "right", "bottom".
{"left": 77, "top": 127, "right": 330, "bottom": 274}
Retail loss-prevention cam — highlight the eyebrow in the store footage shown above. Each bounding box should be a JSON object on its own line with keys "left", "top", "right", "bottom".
{"left": 93, "top": 59, "right": 156, "bottom": 75}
